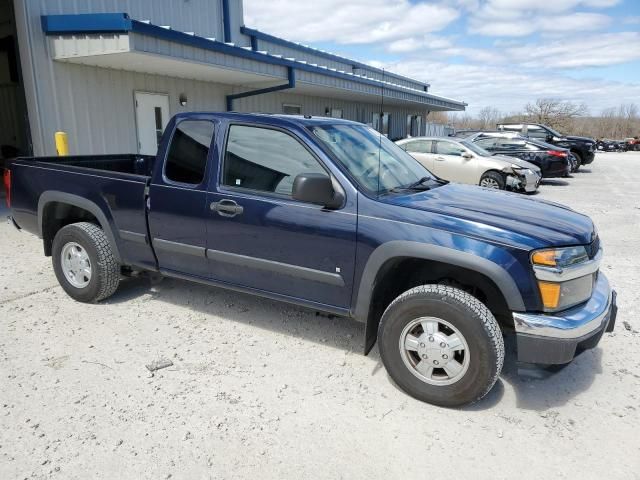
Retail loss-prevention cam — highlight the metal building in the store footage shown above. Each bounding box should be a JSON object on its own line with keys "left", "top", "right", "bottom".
{"left": 1, "top": 0, "right": 465, "bottom": 157}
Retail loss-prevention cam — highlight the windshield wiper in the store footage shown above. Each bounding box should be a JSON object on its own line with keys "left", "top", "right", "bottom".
{"left": 384, "top": 177, "right": 446, "bottom": 194}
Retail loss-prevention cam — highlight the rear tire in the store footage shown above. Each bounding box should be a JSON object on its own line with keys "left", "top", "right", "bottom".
{"left": 378, "top": 285, "right": 504, "bottom": 407}
{"left": 479, "top": 171, "right": 506, "bottom": 190}
{"left": 52, "top": 222, "right": 120, "bottom": 303}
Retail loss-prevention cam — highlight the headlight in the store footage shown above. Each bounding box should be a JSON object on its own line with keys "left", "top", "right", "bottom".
{"left": 531, "top": 246, "right": 595, "bottom": 311}
{"left": 531, "top": 246, "right": 589, "bottom": 268}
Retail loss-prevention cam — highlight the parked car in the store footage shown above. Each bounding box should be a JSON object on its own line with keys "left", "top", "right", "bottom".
{"left": 496, "top": 123, "right": 596, "bottom": 168}
{"left": 596, "top": 139, "right": 617, "bottom": 152}
{"left": 396, "top": 136, "right": 541, "bottom": 192}
{"left": 624, "top": 137, "right": 640, "bottom": 151}
{"left": 4, "top": 112, "right": 617, "bottom": 407}
{"left": 461, "top": 132, "right": 572, "bottom": 178}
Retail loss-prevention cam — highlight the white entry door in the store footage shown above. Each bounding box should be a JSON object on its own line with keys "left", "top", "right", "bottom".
{"left": 134, "top": 92, "right": 170, "bottom": 155}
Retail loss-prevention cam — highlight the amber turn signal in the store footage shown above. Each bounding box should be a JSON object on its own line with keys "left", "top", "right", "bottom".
{"left": 538, "top": 281, "right": 561, "bottom": 309}
{"left": 532, "top": 250, "right": 557, "bottom": 267}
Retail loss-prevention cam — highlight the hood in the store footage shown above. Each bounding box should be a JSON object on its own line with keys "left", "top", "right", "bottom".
{"left": 383, "top": 183, "right": 594, "bottom": 247}
{"left": 491, "top": 154, "right": 541, "bottom": 173}
{"left": 566, "top": 135, "right": 595, "bottom": 143}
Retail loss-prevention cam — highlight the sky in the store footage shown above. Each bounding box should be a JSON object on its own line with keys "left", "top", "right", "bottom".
{"left": 243, "top": 0, "right": 640, "bottom": 115}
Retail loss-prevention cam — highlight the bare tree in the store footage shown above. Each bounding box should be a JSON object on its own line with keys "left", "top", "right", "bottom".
{"left": 524, "top": 98, "right": 588, "bottom": 131}
{"left": 477, "top": 107, "right": 501, "bottom": 129}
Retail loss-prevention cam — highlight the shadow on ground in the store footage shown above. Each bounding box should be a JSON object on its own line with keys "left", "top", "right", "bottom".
{"left": 541, "top": 179, "right": 570, "bottom": 187}
{"left": 107, "top": 276, "right": 604, "bottom": 411}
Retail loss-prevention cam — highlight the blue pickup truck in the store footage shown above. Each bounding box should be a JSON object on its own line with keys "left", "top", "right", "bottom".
{"left": 4, "top": 112, "right": 617, "bottom": 406}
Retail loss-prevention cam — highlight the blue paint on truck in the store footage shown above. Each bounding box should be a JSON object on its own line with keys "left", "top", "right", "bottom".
{"left": 4, "top": 112, "right": 616, "bottom": 406}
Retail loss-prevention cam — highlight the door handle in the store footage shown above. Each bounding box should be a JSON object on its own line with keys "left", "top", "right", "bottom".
{"left": 211, "top": 199, "right": 243, "bottom": 217}
{"left": 435, "top": 156, "right": 445, "bottom": 161}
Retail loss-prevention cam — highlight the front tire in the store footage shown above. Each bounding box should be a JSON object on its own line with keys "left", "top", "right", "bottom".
{"left": 479, "top": 171, "right": 505, "bottom": 190}
{"left": 52, "top": 222, "right": 120, "bottom": 303}
{"left": 571, "top": 151, "right": 582, "bottom": 170}
{"left": 378, "top": 285, "right": 504, "bottom": 407}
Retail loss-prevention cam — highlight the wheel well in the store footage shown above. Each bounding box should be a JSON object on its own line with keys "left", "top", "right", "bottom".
{"left": 41, "top": 202, "right": 99, "bottom": 256}
{"left": 365, "top": 257, "right": 512, "bottom": 349}
{"left": 481, "top": 170, "right": 505, "bottom": 179}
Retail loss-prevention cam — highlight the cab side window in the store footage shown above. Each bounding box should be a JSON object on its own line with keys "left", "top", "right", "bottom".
{"left": 405, "top": 140, "right": 432, "bottom": 154}
{"left": 436, "top": 141, "right": 465, "bottom": 156}
{"left": 165, "top": 120, "right": 215, "bottom": 185}
{"left": 527, "top": 126, "right": 548, "bottom": 140}
{"left": 223, "top": 125, "right": 327, "bottom": 197}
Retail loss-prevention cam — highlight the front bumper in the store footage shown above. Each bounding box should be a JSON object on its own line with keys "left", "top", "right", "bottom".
{"left": 507, "top": 170, "right": 541, "bottom": 192}
{"left": 513, "top": 273, "right": 616, "bottom": 364}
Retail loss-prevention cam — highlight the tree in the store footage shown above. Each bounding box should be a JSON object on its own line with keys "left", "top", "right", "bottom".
{"left": 524, "top": 98, "right": 588, "bottom": 131}
{"left": 477, "top": 107, "right": 501, "bottom": 129}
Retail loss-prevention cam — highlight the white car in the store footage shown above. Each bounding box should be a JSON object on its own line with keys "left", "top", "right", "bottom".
{"left": 396, "top": 136, "right": 541, "bottom": 193}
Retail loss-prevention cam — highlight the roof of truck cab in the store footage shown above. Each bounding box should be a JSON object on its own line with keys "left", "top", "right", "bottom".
{"left": 172, "top": 111, "right": 361, "bottom": 128}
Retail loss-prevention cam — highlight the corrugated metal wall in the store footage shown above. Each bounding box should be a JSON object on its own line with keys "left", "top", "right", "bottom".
{"left": 13, "top": 0, "right": 230, "bottom": 155}
{"left": 12, "top": 0, "right": 450, "bottom": 155}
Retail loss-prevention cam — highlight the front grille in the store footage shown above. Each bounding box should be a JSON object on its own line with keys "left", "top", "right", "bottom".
{"left": 586, "top": 235, "right": 600, "bottom": 259}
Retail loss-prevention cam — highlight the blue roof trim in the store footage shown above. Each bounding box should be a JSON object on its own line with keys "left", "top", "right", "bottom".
{"left": 41, "top": 13, "right": 132, "bottom": 34}
{"left": 241, "top": 26, "right": 430, "bottom": 89}
{"left": 40, "top": 13, "right": 465, "bottom": 109}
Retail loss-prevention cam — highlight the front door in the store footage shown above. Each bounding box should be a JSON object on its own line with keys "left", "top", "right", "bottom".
{"left": 433, "top": 140, "right": 472, "bottom": 183}
{"left": 206, "top": 123, "right": 357, "bottom": 309}
{"left": 135, "top": 92, "right": 169, "bottom": 155}
{"left": 404, "top": 139, "right": 435, "bottom": 172}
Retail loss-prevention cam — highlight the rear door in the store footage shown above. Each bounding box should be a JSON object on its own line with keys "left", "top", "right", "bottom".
{"left": 135, "top": 92, "right": 170, "bottom": 155}
{"left": 403, "top": 139, "right": 434, "bottom": 171}
{"left": 147, "top": 118, "right": 216, "bottom": 277}
{"left": 205, "top": 122, "right": 357, "bottom": 309}
{"left": 433, "top": 140, "right": 470, "bottom": 182}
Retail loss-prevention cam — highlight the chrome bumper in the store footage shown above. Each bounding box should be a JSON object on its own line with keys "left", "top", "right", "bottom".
{"left": 513, "top": 272, "right": 612, "bottom": 339}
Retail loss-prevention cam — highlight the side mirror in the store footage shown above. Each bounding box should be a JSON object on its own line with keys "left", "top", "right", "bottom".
{"left": 462, "top": 152, "right": 473, "bottom": 159}
{"left": 292, "top": 173, "right": 344, "bottom": 209}
{"left": 546, "top": 134, "right": 554, "bottom": 142}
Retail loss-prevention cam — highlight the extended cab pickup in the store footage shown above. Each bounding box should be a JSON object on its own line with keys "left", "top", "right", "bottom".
{"left": 4, "top": 113, "right": 617, "bottom": 406}
{"left": 497, "top": 122, "right": 596, "bottom": 168}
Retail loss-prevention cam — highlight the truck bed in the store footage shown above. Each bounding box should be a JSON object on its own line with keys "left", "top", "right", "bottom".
{"left": 20, "top": 154, "right": 155, "bottom": 177}
{"left": 9, "top": 153, "right": 157, "bottom": 271}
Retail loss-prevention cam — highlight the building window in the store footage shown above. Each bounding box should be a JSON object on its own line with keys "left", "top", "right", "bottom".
{"left": 372, "top": 112, "right": 390, "bottom": 136}
{"left": 164, "top": 120, "right": 215, "bottom": 185}
{"left": 282, "top": 104, "right": 302, "bottom": 115}
{"left": 223, "top": 125, "right": 327, "bottom": 197}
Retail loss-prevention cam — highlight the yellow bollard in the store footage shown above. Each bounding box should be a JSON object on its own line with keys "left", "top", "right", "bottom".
{"left": 55, "top": 131, "right": 69, "bottom": 156}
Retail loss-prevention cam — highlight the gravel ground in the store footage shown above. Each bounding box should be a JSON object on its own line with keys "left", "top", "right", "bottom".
{"left": 1, "top": 152, "right": 639, "bottom": 480}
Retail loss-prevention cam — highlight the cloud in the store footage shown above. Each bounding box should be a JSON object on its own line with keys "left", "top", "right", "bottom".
{"left": 243, "top": 0, "right": 459, "bottom": 44}
{"left": 384, "top": 59, "right": 640, "bottom": 115}
{"left": 469, "top": 11, "right": 611, "bottom": 36}
{"left": 504, "top": 32, "right": 640, "bottom": 68}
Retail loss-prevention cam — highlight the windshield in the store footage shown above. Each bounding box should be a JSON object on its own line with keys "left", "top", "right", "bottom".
{"left": 310, "top": 124, "right": 434, "bottom": 194}
{"left": 460, "top": 139, "right": 491, "bottom": 157}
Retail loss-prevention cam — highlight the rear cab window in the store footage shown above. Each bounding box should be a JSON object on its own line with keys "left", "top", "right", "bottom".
{"left": 164, "top": 120, "right": 215, "bottom": 185}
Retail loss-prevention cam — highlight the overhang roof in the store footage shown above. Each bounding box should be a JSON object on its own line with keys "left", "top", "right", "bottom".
{"left": 41, "top": 13, "right": 466, "bottom": 111}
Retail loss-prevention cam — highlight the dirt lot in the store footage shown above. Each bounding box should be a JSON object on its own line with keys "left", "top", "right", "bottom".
{"left": 1, "top": 152, "right": 639, "bottom": 480}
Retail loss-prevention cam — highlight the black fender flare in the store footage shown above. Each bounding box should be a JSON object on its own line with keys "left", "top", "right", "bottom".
{"left": 37, "top": 191, "right": 122, "bottom": 263}
{"left": 353, "top": 241, "right": 526, "bottom": 354}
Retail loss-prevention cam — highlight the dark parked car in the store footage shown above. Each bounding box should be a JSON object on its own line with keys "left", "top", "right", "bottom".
{"left": 496, "top": 123, "right": 596, "bottom": 168}
{"left": 596, "top": 139, "right": 623, "bottom": 152}
{"left": 461, "top": 132, "right": 571, "bottom": 178}
{"left": 4, "top": 112, "right": 617, "bottom": 407}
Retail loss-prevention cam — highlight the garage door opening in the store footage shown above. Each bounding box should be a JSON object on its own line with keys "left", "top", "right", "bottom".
{"left": 0, "top": 0, "right": 31, "bottom": 162}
